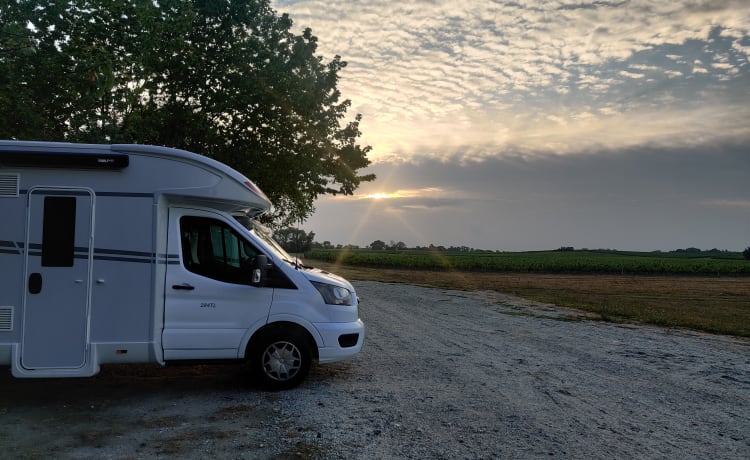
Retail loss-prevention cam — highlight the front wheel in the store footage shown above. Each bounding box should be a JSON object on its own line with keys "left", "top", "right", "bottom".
{"left": 250, "top": 329, "right": 312, "bottom": 390}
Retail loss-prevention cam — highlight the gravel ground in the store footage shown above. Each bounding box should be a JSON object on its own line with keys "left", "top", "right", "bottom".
{"left": 1, "top": 280, "right": 749, "bottom": 459}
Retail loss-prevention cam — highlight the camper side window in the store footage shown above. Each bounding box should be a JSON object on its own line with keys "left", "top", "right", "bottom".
{"left": 42, "top": 196, "right": 76, "bottom": 267}
{"left": 179, "top": 216, "right": 259, "bottom": 285}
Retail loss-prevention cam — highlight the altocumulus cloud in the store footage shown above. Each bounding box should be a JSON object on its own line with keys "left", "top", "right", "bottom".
{"left": 275, "top": 0, "right": 749, "bottom": 250}
{"left": 273, "top": 0, "right": 750, "bottom": 162}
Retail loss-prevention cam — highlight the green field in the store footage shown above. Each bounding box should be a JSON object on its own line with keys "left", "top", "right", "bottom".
{"left": 304, "top": 248, "right": 749, "bottom": 276}
{"left": 305, "top": 256, "right": 750, "bottom": 337}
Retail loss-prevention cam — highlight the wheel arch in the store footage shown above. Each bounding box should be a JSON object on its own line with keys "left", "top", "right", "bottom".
{"left": 244, "top": 321, "right": 319, "bottom": 362}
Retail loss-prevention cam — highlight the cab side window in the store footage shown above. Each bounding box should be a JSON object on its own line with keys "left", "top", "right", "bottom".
{"left": 180, "top": 216, "right": 258, "bottom": 285}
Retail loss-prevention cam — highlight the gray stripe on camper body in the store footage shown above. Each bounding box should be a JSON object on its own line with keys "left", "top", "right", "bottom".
{"left": 94, "top": 248, "right": 153, "bottom": 257}
{"left": 4, "top": 241, "right": 178, "bottom": 264}
{"left": 94, "top": 248, "right": 158, "bottom": 264}
{"left": 93, "top": 255, "right": 153, "bottom": 264}
{"left": 0, "top": 240, "right": 20, "bottom": 255}
{"left": 96, "top": 192, "right": 153, "bottom": 198}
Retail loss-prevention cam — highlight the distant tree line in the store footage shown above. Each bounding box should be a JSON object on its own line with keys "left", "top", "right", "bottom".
{"left": 560, "top": 246, "right": 745, "bottom": 256}
{"left": 364, "top": 239, "right": 488, "bottom": 252}
{"left": 273, "top": 228, "right": 359, "bottom": 253}
{"left": 273, "top": 229, "right": 750, "bottom": 259}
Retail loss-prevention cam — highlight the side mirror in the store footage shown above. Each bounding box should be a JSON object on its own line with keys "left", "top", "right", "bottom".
{"left": 251, "top": 254, "right": 269, "bottom": 286}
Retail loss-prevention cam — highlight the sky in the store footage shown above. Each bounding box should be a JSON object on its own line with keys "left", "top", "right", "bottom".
{"left": 271, "top": 0, "right": 750, "bottom": 251}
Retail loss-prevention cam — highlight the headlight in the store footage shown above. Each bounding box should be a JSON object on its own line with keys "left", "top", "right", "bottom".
{"left": 311, "top": 281, "right": 353, "bottom": 306}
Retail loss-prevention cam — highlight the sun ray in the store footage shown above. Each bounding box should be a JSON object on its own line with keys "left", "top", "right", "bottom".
{"left": 332, "top": 168, "right": 402, "bottom": 267}
{"left": 336, "top": 184, "right": 475, "bottom": 288}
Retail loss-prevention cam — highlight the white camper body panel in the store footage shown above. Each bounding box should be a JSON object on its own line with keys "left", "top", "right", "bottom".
{"left": 0, "top": 141, "right": 362, "bottom": 383}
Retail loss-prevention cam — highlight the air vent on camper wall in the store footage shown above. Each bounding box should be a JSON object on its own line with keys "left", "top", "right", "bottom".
{"left": 0, "top": 174, "right": 19, "bottom": 197}
{"left": 0, "top": 307, "right": 13, "bottom": 331}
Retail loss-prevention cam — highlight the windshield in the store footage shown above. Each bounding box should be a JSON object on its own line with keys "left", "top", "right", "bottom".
{"left": 233, "top": 215, "right": 298, "bottom": 266}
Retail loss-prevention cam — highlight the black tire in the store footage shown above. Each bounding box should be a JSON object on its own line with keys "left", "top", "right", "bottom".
{"left": 250, "top": 328, "right": 312, "bottom": 391}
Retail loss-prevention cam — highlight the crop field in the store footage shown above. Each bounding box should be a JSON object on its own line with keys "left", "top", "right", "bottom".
{"left": 303, "top": 250, "right": 750, "bottom": 337}
{"left": 305, "top": 248, "right": 750, "bottom": 275}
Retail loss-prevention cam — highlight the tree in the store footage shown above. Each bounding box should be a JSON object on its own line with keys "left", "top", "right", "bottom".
{"left": 0, "top": 0, "right": 374, "bottom": 226}
{"left": 273, "top": 228, "right": 315, "bottom": 253}
{"left": 743, "top": 247, "right": 750, "bottom": 261}
{"left": 369, "top": 240, "right": 386, "bottom": 250}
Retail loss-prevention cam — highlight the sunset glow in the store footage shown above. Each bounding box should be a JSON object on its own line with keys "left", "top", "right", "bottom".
{"left": 360, "top": 188, "right": 443, "bottom": 201}
{"left": 364, "top": 192, "right": 394, "bottom": 200}
{"left": 276, "top": 0, "right": 750, "bottom": 251}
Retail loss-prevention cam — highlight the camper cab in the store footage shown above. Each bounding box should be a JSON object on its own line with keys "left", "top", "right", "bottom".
{"left": 0, "top": 140, "right": 364, "bottom": 390}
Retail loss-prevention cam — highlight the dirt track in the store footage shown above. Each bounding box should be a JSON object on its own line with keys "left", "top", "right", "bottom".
{"left": 1, "top": 281, "right": 749, "bottom": 459}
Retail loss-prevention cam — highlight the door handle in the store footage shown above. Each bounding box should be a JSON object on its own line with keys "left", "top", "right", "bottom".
{"left": 172, "top": 284, "right": 195, "bottom": 291}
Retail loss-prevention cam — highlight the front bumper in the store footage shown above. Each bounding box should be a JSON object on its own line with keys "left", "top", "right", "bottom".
{"left": 313, "top": 319, "right": 365, "bottom": 363}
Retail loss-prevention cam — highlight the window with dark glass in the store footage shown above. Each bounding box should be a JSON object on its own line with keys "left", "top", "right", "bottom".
{"left": 41, "top": 196, "right": 76, "bottom": 267}
{"left": 180, "top": 216, "right": 258, "bottom": 284}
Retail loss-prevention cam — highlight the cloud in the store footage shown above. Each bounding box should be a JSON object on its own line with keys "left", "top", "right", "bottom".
{"left": 701, "top": 200, "right": 750, "bottom": 209}
{"left": 273, "top": 0, "right": 750, "bottom": 163}
{"left": 332, "top": 186, "right": 470, "bottom": 212}
{"left": 274, "top": 1, "right": 750, "bottom": 251}
{"left": 306, "top": 141, "right": 749, "bottom": 248}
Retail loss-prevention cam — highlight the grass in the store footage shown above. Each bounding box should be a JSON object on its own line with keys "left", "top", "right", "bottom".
{"left": 307, "top": 260, "right": 750, "bottom": 338}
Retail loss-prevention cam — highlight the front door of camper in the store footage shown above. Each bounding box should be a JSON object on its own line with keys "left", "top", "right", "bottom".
{"left": 163, "top": 208, "right": 274, "bottom": 358}
{"left": 22, "top": 188, "right": 93, "bottom": 369}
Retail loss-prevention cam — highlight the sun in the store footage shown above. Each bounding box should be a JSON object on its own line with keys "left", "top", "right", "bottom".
{"left": 364, "top": 192, "right": 393, "bottom": 200}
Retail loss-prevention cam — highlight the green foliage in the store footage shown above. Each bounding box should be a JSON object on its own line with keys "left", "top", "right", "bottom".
{"left": 369, "top": 240, "right": 387, "bottom": 250}
{"left": 0, "top": 0, "right": 374, "bottom": 226}
{"left": 305, "top": 249, "right": 750, "bottom": 275}
{"left": 274, "top": 227, "right": 315, "bottom": 253}
{"left": 743, "top": 247, "right": 750, "bottom": 261}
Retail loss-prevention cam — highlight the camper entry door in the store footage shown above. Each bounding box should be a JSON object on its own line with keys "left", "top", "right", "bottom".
{"left": 22, "top": 188, "right": 94, "bottom": 370}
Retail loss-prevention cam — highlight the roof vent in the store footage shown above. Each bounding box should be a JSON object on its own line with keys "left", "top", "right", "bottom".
{"left": 0, "top": 307, "right": 13, "bottom": 331}
{"left": 0, "top": 174, "right": 19, "bottom": 197}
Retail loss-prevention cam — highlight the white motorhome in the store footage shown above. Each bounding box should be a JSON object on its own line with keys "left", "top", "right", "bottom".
{"left": 0, "top": 140, "right": 364, "bottom": 390}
